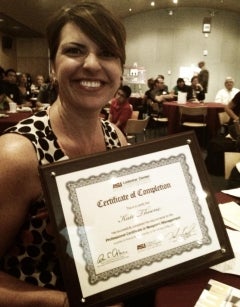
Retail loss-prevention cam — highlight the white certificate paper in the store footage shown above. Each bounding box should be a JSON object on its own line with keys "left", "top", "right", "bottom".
{"left": 55, "top": 144, "right": 222, "bottom": 299}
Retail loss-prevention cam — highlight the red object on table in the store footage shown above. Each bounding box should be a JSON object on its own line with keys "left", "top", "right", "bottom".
{"left": 163, "top": 102, "right": 225, "bottom": 138}
{"left": 0, "top": 111, "right": 32, "bottom": 134}
{"left": 154, "top": 192, "right": 240, "bottom": 307}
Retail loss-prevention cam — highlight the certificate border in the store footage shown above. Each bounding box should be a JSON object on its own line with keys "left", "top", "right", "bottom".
{"left": 67, "top": 153, "right": 211, "bottom": 285}
{"left": 39, "top": 131, "right": 234, "bottom": 307}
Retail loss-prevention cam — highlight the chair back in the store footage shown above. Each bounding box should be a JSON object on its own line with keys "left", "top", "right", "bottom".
{"left": 179, "top": 105, "right": 207, "bottom": 117}
{"left": 125, "top": 116, "right": 150, "bottom": 135}
{"left": 131, "top": 110, "right": 139, "bottom": 119}
{"left": 218, "top": 112, "right": 230, "bottom": 125}
{"left": 224, "top": 152, "right": 240, "bottom": 179}
{"left": 179, "top": 105, "right": 207, "bottom": 125}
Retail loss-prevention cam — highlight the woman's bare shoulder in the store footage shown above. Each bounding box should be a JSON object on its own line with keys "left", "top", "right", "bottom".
{"left": 0, "top": 133, "right": 41, "bottom": 200}
{"left": 0, "top": 133, "right": 36, "bottom": 161}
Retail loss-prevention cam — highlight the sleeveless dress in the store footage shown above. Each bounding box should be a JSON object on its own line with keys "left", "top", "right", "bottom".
{"left": 0, "top": 109, "right": 121, "bottom": 290}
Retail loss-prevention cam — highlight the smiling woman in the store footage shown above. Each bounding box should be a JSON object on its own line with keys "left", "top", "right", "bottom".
{"left": 0, "top": 2, "right": 134, "bottom": 307}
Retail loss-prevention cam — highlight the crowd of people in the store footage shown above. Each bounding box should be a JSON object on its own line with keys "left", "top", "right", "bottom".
{"left": 140, "top": 68, "right": 240, "bottom": 185}
{"left": 0, "top": 67, "right": 58, "bottom": 111}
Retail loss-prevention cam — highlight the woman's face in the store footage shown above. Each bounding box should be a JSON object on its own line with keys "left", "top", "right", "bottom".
{"left": 52, "top": 22, "right": 122, "bottom": 112}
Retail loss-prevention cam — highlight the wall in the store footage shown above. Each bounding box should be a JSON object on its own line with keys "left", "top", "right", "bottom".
{"left": 0, "top": 33, "right": 49, "bottom": 81}
{"left": 16, "top": 38, "right": 49, "bottom": 80}
{"left": 0, "top": 33, "right": 17, "bottom": 69}
{"left": 1, "top": 6, "right": 240, "bottom": 100}
{"left": 124, "top": 7, "right": 240, "bottom": 101}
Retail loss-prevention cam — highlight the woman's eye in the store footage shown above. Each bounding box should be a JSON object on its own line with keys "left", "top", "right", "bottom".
{"left": 100, "top": 50, "right": 116, "bottom": 58}
{"left": 63, "top": 47, "right": 87, "bottom": 56}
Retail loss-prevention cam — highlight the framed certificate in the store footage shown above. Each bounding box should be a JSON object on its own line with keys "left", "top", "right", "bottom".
{"left": 39, "top": 131, "right": 233, "bottom": 307}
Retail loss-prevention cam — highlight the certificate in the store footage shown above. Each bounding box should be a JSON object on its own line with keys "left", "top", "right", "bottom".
{"left": 39, "top": 131, "right": 233, "bottom": 307}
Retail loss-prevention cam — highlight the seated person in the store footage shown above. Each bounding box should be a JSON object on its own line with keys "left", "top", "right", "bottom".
{"left": 149, "top": 76, "right": 174, "bottom": 103}
{"left": 225, "top": 91, "right": 240, "bottom": 124}
{"left": 0, "top": 68, "right": 21, "bottom": 105}
{"left": 142, "top": 78, "right": 155, "bottom": 114}
{"left": 215, "top": 77, "right": 240, "bottom": 105}
{"left": 0, "top": 93, "right": 14, "bottom": 110}
{"left": 31, "top": 74, "right": 45, "bottom": 98}
{"left": 17, "top": 73, "right": 32, "bottom": 107}
{"left": 171, "top": 77, "right": 190, "bottom": 100}
{"left": 109, "top": 85, "right": 133, "bottom": 135}
{"left": 36, "top": 73, "right": 58, "bottom": 109}
{"left": 187, "top": 76, "right": 205, "bottom": 102}
{"left": 205, "top": 92, "right": 240, "bottom": 176}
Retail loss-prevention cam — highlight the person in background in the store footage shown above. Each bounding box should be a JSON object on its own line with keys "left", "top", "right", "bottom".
{"left": 187, "top": 76, "right": 205, "bottom": 102}
{"left": 215, "top": 77, "right": 239, "bottom": 105}
{"left": 0, "top": 68, "right": 21, "bottom": 104}
{"left": 157, "top": 74, "right": 168, "bottom": 92}
{"left": 224, "top": 91, "right": 240, "bottom": 124}
{"left": 17, "top": 73, "right": 32, "bottom": 107}
{"left": 0, "top": 2, "right": 133, "bottom": 307}
{"left": 31, "top": 74, "right": 45, "bottom": 97}
{"left": 150, "top": 76, "right": 174, "bottom": 103}
{"left": 36, "top": 73, "right": 58, "bottom": 109}
{"left": 109, "top": 85, "right": 133, "bottom": 135}
{"left": 0, "top": 91, "right": 15, "bottom": 110}
{"left": 171, "top": 77, "right": 190, "bottom": 99}
{"left": 142, "top": 77, "right": 155, "bottom": 114}
{"left": 0, "top": 66, "right": 5, "bottom": 81}
{"left": 198, "top": 61, "right": 209, "bottom": 93}
{"left": 205, "top": 91, "right": 240, "bottom": 176}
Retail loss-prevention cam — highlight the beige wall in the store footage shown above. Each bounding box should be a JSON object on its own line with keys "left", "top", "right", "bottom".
{"left": 17, "top": 38, "right": 49, "bottom": 80}
{"left": 0, "top": 33, "right": 49, "bottom": 80}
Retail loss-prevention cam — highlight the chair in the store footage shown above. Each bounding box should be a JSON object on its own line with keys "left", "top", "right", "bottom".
{"left": 125, "top": 116, "right": 150, "bottom": 143}
{"left": 224, "top": 152, "right": 240, "bottom": 179}
{"left": 148, "top": 101, "right": 168, "bottom": 137}
{"left": 131, "top": 110, "right": 139, "bottom": 119}
{"left": 179, "top": 105, "right": 207, "bottom": 147}
{"left": 218, "top": 111, "right": 230, "bottom": 135}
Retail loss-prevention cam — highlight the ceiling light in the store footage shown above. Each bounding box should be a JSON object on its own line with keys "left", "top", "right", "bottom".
{"left": 173, "top": 0, "right": 178, "bottom": 3}
{"left": 151, "top": 1, "right": 155, "bottom": 7}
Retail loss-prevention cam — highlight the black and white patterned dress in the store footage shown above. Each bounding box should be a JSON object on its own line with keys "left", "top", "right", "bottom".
{"left": 0, "top": 109, "right": 121, "bottom": 289}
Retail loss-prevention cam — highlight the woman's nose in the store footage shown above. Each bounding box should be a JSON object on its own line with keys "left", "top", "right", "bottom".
{"left": 82, "top": 52, "right": 101, "bottom": 71}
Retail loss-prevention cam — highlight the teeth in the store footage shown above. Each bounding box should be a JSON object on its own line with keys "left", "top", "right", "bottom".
{"left": 80, "top": 80, "right": 101, "bottom": 88}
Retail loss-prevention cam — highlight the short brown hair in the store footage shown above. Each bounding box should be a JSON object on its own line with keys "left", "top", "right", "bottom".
{"left": 46, "top": 2, "right": 126, "bottom": 69}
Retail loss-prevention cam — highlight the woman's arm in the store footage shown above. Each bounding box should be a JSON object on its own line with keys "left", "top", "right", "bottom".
{"left": 225, "top": 101, "right": 239, "bottom": 121}
{"left": 0, "top": 134, "right": 69, "bottom": 307}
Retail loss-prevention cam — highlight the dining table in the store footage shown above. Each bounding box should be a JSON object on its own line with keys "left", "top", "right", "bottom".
{"left": 0, "top": 109, "right": 33, "bottom": 134}
{"left": 163, "top": 101, "right": 225, "bottom": 139}
{"left": 154, "top": 191, "right": 240, "bottom": 307}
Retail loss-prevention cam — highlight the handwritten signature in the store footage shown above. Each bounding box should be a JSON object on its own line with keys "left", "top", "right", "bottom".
{"left": 166, "top": 224, "right": 197, "bottom": 242}
{"left": 97, "top": 248, "right": 128, "bottom": 264}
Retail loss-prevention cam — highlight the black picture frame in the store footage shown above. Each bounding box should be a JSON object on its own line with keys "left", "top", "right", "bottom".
{"left": 39, "top": 131, "right": 233, "bottom": 307}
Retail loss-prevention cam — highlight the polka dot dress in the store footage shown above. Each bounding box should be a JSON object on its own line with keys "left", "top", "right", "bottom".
{"left": 0, "top": 109, "right": 121, "bottom": 289}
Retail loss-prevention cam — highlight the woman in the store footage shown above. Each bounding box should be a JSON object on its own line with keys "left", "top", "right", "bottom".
{"left": 0, "top": 2, "right": 127, "bottom": 306}
{"left": 17, "top": 72, "right": 32, "bottom": 106}
{"left": 187, "top": 76, "right": 205, "bottom": 102}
